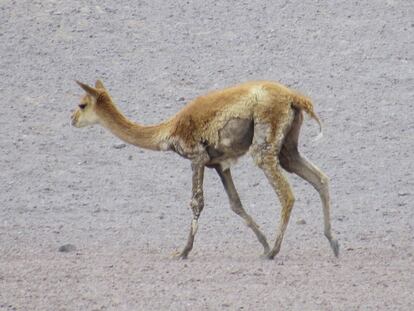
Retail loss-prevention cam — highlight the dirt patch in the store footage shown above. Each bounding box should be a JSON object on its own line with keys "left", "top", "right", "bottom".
{"left": 1, "top": 0, "right": 413, "bottom": 310}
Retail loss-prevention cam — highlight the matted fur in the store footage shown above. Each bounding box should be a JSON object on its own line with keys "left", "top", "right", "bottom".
{"left": 168, "top": 81, "right": 321, "bottom": 149}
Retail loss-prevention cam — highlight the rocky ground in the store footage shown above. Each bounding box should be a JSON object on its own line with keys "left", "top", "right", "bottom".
{"left": 0, "top": 0, "right": 413, "bottom": 310}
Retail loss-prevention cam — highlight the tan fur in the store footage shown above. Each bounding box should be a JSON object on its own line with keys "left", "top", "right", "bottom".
{"left": 168, "top": 81, "right": 321, "bottom": 149}
{"left": 71, "top": 79, "right": 338, "bottom": 259}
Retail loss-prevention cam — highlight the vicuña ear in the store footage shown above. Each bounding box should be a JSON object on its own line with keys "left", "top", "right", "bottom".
{"left": 76, "top": 80, "right": 100, "bottom": 98}
{"left": 95, "top": 80, "right": 107, "bottom": 90}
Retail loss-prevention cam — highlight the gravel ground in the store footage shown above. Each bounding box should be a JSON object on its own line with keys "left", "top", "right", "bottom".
{"left": 1, "top": 0, "right": 413, "bottom": 310}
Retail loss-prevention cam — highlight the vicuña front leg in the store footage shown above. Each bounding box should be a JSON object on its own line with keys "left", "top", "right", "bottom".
{"left": 215, "top": 166, "right": 270, "bottom": 255}
{"left": 178, "top": 156, "right": 208, "bottom": 259}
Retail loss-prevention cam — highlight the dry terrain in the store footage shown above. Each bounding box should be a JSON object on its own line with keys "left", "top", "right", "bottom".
{"left": 0, "top": 0, "right": 413, "bottom": 310}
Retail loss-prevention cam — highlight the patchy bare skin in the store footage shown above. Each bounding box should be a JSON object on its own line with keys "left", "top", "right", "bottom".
{"left": 205, "top": 118, "right": 254, "bottom": 169}
{"left": 71, "top": 80, "right": 338, "bottom": 260}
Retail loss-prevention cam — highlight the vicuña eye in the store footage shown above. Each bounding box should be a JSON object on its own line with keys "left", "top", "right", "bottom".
{"left": 79, "top": 104, "right": 87, "bottom": 109}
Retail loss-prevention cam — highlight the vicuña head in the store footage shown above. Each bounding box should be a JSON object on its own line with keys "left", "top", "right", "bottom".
{"left": 71, "top": 80, "right": 110, "bottom": 128}
{"left": 71, "top": 79, "right": 339, "bottom": 260}
{"left": 72, "top": 80, "right": 169, "bottom": 151}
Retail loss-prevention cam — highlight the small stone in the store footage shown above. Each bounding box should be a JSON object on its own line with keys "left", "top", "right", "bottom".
{"left": 113, "top": 143, "right": 126, "bottom": 149}
{"left": 296, "top": 219, "right": 307, "bottom": 225}
{"left": 398, "top": 191, "right": 409, "bottom": 197}
{"left": 58, "top": 244, "right": 76, "bottom": 253}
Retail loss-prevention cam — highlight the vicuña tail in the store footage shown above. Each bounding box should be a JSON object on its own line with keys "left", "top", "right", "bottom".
{"left": 291, "top": 94, "right": 323, "bottom": 141}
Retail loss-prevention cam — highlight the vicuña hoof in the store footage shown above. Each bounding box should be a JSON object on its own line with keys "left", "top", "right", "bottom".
{"left": 330, "top": 239, "right": 340, "bottom": 258}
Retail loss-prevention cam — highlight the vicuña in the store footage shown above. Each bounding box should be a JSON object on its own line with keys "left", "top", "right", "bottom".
{"left": 71, "top": 80, "right": 339, "bottom": 259}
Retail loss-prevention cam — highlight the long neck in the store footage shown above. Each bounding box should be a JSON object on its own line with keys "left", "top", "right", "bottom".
{"left": 97, "top": 96, "right": 170, "bottom": 151}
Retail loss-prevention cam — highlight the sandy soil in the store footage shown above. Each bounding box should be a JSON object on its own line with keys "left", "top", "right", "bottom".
{"left": 1, "top": 0, "right": 413, "bottom": 310}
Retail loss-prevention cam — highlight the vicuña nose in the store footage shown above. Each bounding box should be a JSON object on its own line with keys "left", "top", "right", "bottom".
{"left": 70, "top": 113, "right": 76, "bottom": 126}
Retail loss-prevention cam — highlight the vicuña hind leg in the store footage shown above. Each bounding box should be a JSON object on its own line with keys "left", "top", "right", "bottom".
{"left": 257, "top": 154, "right": 295, "bottom": 259}
{"left": 215, "top": 166, "right": 270, "bottom": 254}
{"left": 281, "top": 148, "right": 339, "bottom": 257}
{"left": 251, "top": 111, "right": 295, "bottom": 259}
{"left": 280, "top": 109, "right": 339, "bottom": 257}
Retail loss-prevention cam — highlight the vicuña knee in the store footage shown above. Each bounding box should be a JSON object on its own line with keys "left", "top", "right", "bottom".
{"left": 190, "top": 196, "right": 204, "bottom": 216}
